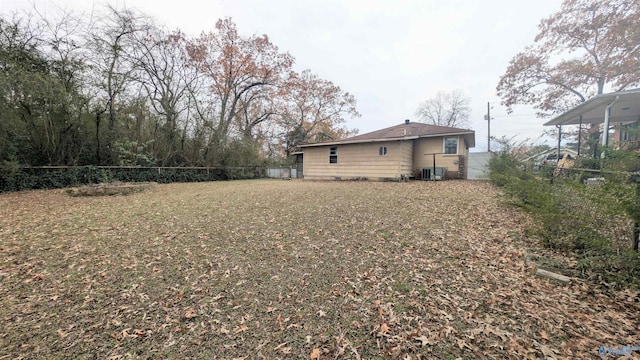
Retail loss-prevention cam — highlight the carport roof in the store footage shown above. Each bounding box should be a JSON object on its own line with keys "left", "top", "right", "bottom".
{"left": 544, "top": 89, "right": 640, "bottom": 126}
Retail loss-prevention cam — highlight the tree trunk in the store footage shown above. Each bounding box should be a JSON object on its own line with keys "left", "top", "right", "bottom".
{"left": 597, "top": 77, "right": 605, "bottom": 95}
{"left": 95, "top": 111, "right": 103, "bottom": 164}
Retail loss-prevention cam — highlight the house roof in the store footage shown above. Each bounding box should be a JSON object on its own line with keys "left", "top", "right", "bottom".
{"left": 544, "top": 89, "right": 640, "bottom": 126}
{"left": 299, "top": 122, "right": 476, "bottom": 148}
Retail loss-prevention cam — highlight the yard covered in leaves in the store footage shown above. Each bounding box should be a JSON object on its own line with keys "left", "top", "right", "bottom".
{"left": 1, "top": 180, "right": 638, "bottom": 359}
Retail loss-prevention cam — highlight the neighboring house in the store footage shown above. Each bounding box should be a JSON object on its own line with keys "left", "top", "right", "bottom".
{"left": 522, "top": 148, "right": 578, "bottom": 164}
{"left": 544, "top": 89, "right": 640, "bottom": 153}
{"left": 521, "top": 148, "right": 578, "bottom": 173}
{"left": 297, "top": 120, "right": 475, "bottom": 181}
{"left": 613, "top": 120, "right": 639, "bottom": 149}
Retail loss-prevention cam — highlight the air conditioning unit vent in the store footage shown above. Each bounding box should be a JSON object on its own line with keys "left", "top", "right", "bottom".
{"left": 421, "top": 167, "right": 447, "bottom": 180}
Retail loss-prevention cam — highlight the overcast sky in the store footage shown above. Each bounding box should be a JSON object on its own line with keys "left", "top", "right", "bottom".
{"left": 3, "top": 0, "right": 564, "bottom": 151}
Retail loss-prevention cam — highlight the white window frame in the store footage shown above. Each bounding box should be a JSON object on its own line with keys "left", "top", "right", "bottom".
{"left": 379, "top": 146, "right": 388, "bottom": 156}
{"left": 329, "top": 146, "right": 338, "bottom": 163}
{"left": 443, "top": 136, "right": 459, "bottom": 155}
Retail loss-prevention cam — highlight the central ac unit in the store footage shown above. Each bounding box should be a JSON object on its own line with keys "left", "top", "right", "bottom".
{"left": 421, "top": 167, "right": 447, "bottom": 180}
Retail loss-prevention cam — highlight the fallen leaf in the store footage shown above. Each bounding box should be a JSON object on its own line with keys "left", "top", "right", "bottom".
{"left": 173, "top": 325, "right": 185, "bottom": 333}
{"left": 184, "top": 309, "right": 197, "bottom": 319}
{"left": 234, "top": 325, "right": 249, "bottom": 334}
{"left": 414, "top": 335, "right": 434, "bottom": 346}
{"left": 310, "top": 348, "right": 320, "bottom": 359}
{"left": 540, "top": 344, "right": 556, "bottom": 359}
{"left": 539, "top": 330, "right": 550, "bottom": 340}
{"left": 274, "top": 342, "right": 291, "bottom": 354}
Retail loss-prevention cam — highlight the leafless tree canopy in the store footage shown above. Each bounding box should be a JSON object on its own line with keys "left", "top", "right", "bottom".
{"left": 415, "top": 90, "right": 471, "bottom": 128}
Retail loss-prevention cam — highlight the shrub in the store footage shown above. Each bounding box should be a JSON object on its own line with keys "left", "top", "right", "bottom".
{"left": 487, "top": 148, "right": 640, "bottom": 289}
{"left": 576, "top": 250, "right": 640, "bottom": 289}
{"left": 488, "top": 151, "right": 532, "bottom": 187}
{"left": 0, "top": 166, "right": 266, "bottom": 192}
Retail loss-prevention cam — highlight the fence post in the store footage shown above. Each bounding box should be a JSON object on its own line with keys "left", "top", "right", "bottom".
{"left": 634, "top": 220, "right": 639, "bottom": 252}
{"left": 634, "top": 175, "right": 639, "bottom": 251}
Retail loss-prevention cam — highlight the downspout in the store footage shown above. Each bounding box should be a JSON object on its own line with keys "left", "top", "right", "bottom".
{"left": 601, "top": 96, "right": 619, "bottom": 152}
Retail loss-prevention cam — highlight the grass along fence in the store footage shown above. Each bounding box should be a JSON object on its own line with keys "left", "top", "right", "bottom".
{"left": 0, "top": 165, "right": 266, "bottom": 192}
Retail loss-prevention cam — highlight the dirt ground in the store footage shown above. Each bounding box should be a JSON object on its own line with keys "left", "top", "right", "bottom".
{"left": 0, "top": 180, "right": 638, "bottom": 359}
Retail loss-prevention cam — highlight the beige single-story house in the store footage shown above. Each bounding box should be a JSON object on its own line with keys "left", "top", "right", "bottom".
{"left": 296, "top": 120, "right": 475, "bottom": 181}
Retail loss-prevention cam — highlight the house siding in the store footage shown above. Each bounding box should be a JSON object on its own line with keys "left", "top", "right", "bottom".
{"left": 412, "top": 137, "right": 469, "bottom": 179}
{"left": 399, "top": 140, "right": 414, "bottom": 177}
{"left": 303, "top": 141, "right": 412, "bottom": 180}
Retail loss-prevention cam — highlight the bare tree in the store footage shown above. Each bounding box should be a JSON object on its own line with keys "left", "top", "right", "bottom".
{"left": 131, "top": 28, "right": 197, "bottom": 165}
{"left": 36, "top": 8, "right": 91, "bottom": 165}
{"left": 85, "top": 5, "right": 151, "bottom": 164}
{"left": 415, "top": 90, "right": 471, "bottom": 128}
{"left": 0, "top": 10, "right": 93, "bottom": 165}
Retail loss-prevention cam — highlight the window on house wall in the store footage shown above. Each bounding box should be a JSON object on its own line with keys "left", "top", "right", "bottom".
{"left": 379, "top": 146, "right": 387, "bottom": 156}
{"left": 620, "top": 122, "right": 639, "bottom": 142}
{"left": 329, "top": 146, "right": 338, "bottom": 163}
{"left": 443, "top": 136, "right": 458, "bottom": 154}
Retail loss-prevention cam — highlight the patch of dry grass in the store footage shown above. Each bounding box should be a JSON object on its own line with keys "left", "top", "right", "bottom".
{"left": 0, "top": 180, "right": 638, "bottom": 359}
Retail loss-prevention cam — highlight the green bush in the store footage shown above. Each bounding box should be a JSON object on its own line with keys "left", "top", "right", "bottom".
{"left": 488, "top": 149, "right": 640, "bottom": 289}
{"left": 574, "top": 156, "right": 601, "bottom": 170}
{"left": 577, "top": 250, "right": 640, "bottom": 289}
{"left": 0, "top": 166, "right": 267, "bottom": 192}
{"left": 488, "top": 151, "right": 532, "bottom": 187}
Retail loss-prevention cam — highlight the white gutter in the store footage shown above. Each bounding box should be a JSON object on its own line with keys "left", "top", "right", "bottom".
{"left": 601, "top": 96, "right": 619, "bottom": 147}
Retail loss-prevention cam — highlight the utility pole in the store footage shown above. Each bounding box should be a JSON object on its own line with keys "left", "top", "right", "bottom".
{"left": 485, "top": 102, "right": 491, "bottom": 152}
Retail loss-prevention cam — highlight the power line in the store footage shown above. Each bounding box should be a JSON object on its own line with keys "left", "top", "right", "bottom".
{"left": 491, "top": 113, "right": 539, "bottom": 118}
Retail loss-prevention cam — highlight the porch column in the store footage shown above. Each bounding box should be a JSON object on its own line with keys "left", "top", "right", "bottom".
{"left": 601, "top": 96, "right": 619, "bottom": 148}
